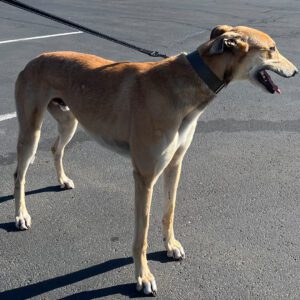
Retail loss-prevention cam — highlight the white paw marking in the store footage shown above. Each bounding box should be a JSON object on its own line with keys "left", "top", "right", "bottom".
{"left": 60, "top": 178, "right": 75, "bottom": 189}
{"left": 165, "top": 239, "right": 186, "bottom": 260}
{"left": 143, "top": 281, "right": 152, "bottom": 294}
{"left": 15, "top": 211, "right": 31, "bottom": 230}
{"left": 136, "top": 275, "right": 157, "bottom": 296}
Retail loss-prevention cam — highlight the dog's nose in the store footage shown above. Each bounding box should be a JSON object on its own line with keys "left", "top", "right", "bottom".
{"left": 292, "top": 69, "right": 299, "bottom": 77}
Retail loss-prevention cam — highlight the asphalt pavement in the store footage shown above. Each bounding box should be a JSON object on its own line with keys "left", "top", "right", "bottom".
{"left": 0, "top": 0, "right": 300, "bottom": 299}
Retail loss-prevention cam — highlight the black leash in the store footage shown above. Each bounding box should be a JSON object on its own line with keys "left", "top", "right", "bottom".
{"left": 0, "top": 0, "right": 169, "bottom": 59}
{"left": 1, "top": 0, "right": 226, "bottom": 94}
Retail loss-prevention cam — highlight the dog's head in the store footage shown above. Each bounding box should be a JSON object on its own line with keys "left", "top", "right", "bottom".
{"left": 201, "top": 25, "right": 298, "bottom": 93}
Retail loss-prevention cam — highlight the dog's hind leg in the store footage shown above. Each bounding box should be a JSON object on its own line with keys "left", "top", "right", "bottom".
{"left": 14, "top": 97, "right": 45, "bottom": 230}
{"left": 48, "top": 100, "right": 78, "bottom": 189}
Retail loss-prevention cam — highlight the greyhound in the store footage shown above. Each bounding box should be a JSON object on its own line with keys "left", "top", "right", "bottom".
{"left": 13, "top": 25, "right": 298, "bottom": 295}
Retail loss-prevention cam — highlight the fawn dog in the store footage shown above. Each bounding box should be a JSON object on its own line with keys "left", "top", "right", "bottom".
{"left": 13, "top": 25, "right": 297, "bottom": 295}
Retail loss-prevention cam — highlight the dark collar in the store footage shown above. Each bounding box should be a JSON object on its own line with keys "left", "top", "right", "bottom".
{"left": 186, "top": 50, "right": 225, "bottom": 94}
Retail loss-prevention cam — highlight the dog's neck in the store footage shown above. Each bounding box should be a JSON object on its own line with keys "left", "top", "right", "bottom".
{"left": 185, "top": 50, "right": 225, "bottom": 94}
{"left": 160, "top": 55, "right": 217, "bottom": 111}
{"left": 147, "top": 54, "right": 224, "bottom": 115}
{"left": 198, "top": 45, "right": 234, "bottom": 86}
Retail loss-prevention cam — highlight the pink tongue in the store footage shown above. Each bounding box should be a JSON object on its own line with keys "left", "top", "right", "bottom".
{"left": 263, "top": 70, "right": 281, "bottom": 94}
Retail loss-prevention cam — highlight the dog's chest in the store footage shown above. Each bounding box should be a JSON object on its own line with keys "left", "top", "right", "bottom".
{"left": 176, "top": 109, "right": 203, "bottom": 148}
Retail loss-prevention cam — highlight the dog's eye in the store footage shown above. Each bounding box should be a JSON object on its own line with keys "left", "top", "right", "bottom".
{"left": 269, "top": 46, "right": 276, "bottom": 52}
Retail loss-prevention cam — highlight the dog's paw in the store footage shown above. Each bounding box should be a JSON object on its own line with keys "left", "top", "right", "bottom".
{"left": 59, "top": 177, "right": 75, "bottom": 189}
{"left": 164, "top": 238, "right": 185, "bottom": 260}
{"left": 136, "top": 271, "right": 157, "bottom": 296}
{"left": 15, "top": 211, "right": 31, "bottom": 230}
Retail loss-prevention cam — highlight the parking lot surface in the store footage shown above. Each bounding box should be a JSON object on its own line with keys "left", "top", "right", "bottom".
{"left": 0, "top": 0, "right": 300, "bottom": 299}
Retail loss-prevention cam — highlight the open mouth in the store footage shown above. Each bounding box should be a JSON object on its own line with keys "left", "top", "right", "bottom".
{"left": 256, "top": 69, "right": 281, "bottom": 94}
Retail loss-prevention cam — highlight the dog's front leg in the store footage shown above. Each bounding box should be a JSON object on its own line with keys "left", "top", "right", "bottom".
{"left": 162, "top": 160, "right": 185, "bottom": 260}
{"left": 132, "top": 170, "right": 157, "bottom": 296}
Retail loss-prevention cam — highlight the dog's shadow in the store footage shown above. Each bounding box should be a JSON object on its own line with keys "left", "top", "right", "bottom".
{"left": 0, "top": 251, "right": 174, "bottom": 299}
{"left": 0, "top": 185, "right": 68, "bottom": 232}
{"left": 0, "top": 186, "right": 174, "bottom": 298}
{"left": 0, "top": 185, "right": 65, "bottom": 204}
{"left": 0, "top": 185, "right": 67, "bottom": 232}
{"left": 0, "top": 221, "right": 19, "bottom": 232}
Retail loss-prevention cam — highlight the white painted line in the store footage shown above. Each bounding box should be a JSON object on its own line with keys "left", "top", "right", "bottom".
{"left": 0, "top": 31, "right": 82, "bottom": 122}
{"left": 0, "top": 112, "right": 17, "bottom": 122}
{"left": 0, "top": 31, "right": 82, "bottom": 45}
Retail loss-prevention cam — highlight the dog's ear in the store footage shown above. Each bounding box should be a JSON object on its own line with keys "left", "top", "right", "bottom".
{"left": 209, "top": 36, "right": 249, "bottom": 55}
{"left": 210, "top": 25, "right": 233, "bottom": 39}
